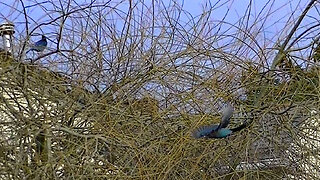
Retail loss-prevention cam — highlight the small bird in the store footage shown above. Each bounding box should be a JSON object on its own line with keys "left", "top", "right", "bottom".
{"left": 26, "top": 35, "right": 47, "bottom": 53}
{"left": 192, "top": 104, "right": 248, "bottom": 138}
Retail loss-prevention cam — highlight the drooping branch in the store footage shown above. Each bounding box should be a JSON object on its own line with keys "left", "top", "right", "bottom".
{"left": 271, "top": 0, "right": 318, "bottom": 69}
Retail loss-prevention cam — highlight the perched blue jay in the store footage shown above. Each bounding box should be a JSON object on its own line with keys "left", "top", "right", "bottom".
{"left": 26, "top": 35, "right": 47, "bottom": 53}
{"left": 192, "top": 104, "right": 248, "bottom": 138}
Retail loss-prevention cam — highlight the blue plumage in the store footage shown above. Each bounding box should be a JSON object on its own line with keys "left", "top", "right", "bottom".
{"left": 192, "top": 104, "right": 247, "bottom": 139}
{"left": 192, "top": 124, "right": 219, "bottom": 138}
{"left": 27, "top": 35, "right": 47, "bottom": 53}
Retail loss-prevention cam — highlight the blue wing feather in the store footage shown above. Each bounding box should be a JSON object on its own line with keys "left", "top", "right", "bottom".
{"left": 192, "top": 124, "right": 219, "bottom": 138}
{"left": 207, "top": 128, "right": 233, "bottom": 138}
{"left": 34, "top": 39, "right": 47, "bottom": 47}
{"left": 27, "top": 35, "right": 47, "bottom": 53}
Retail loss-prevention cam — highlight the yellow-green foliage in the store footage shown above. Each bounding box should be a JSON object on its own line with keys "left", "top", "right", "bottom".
{"left": 1, "top": 49, "right": 320, "bottom": 179}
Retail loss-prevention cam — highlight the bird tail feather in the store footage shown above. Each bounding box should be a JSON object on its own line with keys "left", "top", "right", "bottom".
{"left": 230, "top": 122, "right": 248, "bottom": 132}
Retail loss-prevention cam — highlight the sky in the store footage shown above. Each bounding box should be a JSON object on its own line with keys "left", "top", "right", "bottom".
{"left": 0, "top": 0, "right": 318, "bottom": 68}
{"left": 1, "top": 0, "right": 319, "bottom": 102}
{"left": 0, "top": 0, "right": 312, "bottom": 37}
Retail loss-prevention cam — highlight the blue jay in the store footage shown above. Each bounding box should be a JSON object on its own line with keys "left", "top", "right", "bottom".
{"left": 192, "top": 104, "right": 248, "bottom": 138}
{"left": 26, "top": 35, "right": 47, "bottom": 53}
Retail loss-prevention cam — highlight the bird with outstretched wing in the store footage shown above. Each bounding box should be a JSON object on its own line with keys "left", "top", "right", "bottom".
{"left": 192, "top": 104, "right": 248, "bottom": 139}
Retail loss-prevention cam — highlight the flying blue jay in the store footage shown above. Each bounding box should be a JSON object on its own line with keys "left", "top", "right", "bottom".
{"left": 26, "top": 35, "right": 47, "bottom": 53}
{"left": 192, "top": 104, "right": 248, "bottom": 138}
